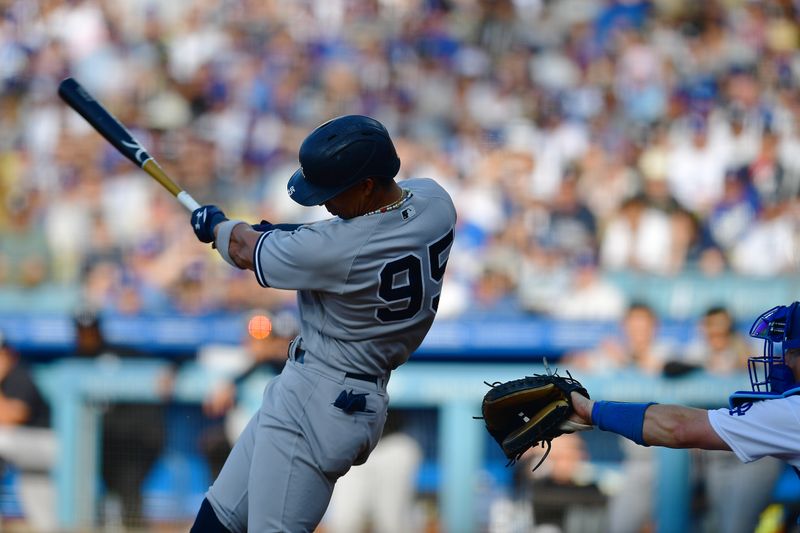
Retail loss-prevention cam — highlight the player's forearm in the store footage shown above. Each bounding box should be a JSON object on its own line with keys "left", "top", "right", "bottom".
{"left": 215, "top": 223, "right": 260, "bottom": 270}
{"left": 643, "top": 404, "right": 730, "bottom": 450}
{"left": 570, "top": 392, "right": 730, "bottom": 450}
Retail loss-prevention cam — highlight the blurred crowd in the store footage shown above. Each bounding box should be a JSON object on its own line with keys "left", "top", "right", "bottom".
{"left": 1, "top": 0, "right": 800, "bottom": 320}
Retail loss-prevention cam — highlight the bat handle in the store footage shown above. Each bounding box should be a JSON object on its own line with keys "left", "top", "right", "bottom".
{"left": 177, "top": 191, "right": 201, "bottom": 212}
{"left": 142, "top": 159, "right": 201, "bottom": 212}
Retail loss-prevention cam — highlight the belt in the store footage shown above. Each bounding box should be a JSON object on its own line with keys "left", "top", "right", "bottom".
{"left": 292, "top": 345, "right": 380, "bottom": 384}
{"left": 343, "top": 372, "right": 379, "bottom": 384}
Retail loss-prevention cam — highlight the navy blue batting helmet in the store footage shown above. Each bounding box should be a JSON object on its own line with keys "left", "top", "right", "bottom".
{"left": 287, "top": 115, "right": 401, "bottom": 206}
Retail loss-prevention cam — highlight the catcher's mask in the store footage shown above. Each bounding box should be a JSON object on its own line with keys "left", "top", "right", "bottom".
{"left": 287, "top": 115, "right": 401, "bottom": 207}
{"left": 747, "top": 301, "right": 800, "bottom": 394}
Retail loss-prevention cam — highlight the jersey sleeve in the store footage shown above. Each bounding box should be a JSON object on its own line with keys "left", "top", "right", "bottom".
{"left": 707, "top": 397, "right": 800, "bottom": 463}
{"left": 252, "top": 222, "right": 355, "bottom": 292}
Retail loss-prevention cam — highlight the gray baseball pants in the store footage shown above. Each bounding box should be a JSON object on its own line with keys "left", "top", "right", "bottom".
{"left": 207, "top": 357, "right": 388, "bottom": 532}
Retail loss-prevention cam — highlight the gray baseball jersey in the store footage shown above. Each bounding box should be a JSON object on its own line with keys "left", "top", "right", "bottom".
{"left": 252, "top": 177, "right": 457, "bottom": 376}
{"left": 206, "top": 177, "right": 456, "bottom": 532}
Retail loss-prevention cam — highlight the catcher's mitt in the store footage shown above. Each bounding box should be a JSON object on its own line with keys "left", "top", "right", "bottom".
{"left": 477, "top": 361, "right": 591, "bottom": 471}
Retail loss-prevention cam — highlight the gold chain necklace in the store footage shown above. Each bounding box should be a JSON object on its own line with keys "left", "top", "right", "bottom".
{"left": 364, "top": 188, "right": 411, "bottom": 216}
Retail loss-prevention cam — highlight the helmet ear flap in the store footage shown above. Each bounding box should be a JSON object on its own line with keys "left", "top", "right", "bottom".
{"left": 769, "top": 364, "right": 795, "bottom": 394}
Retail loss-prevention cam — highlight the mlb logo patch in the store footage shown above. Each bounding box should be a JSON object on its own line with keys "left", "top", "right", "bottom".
{"left": 401, "top": 206, "right": 416, "bottom": 220}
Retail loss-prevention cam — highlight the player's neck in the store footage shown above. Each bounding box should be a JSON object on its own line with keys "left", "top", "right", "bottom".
{"left": 364, "top": 183, "right": 404, "bottom": 215}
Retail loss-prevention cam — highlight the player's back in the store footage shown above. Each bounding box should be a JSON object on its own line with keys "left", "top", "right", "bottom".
{"left": 254, "top": 178, "right": 456, "bottom": 375}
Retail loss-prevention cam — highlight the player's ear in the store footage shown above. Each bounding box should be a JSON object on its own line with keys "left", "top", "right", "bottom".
{"left": 361, "top": 177, "right": 376, "bottom": 196}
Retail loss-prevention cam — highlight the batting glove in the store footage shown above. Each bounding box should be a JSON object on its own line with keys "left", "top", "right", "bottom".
{"left": 192, "top": 205, "right": 228, "bottom": 243}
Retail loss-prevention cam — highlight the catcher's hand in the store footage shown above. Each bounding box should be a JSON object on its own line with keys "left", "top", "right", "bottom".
{"left": 477, "top": 361, "right": 591, "bottom": 471}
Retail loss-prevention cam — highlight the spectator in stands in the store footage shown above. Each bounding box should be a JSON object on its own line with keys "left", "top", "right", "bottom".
{"left": 729, "top": 199, "right": 797, "bottom": 276}
{"left": 566, "top": 302, "right": 675, "bottom": 375}
{"left": 528, "top": 98, "right": 590, "bottom": 203}
{"left": 705, "top": 166, "right": 761, "bottom": 255}
{"left": 550, "top": 253, "right": 627, "bottom": 321}
{"left": 637, "top": 124, "right": 681, "bottom": 216}
{"left": 166, "top": 262, "right": 216, "bottom": 316}
{"left": 711, "top": 105, "right": 763, "bottom": 171}
{"left": 545, "top": 170, "right": 598, "bottom": 264}
{"left": 0, "top": 189, "right": 50, "bottom": 288}
{"left": 577, "top": 142, "right": 638, "bottom": 226}
{"left": 0, "top": 329, "right": 57, "bottom": 532}
{"left": 665, "top": 113, "right": 730, "bottom": 216}
{"left": 683, "top": 306, "right": 751, "bottom": 373}
{"left": 198, "top": 310, "right": 299, "bottom": 478}
{"left": 517, "top": 242, "right": 570, "bottom": 316}
{"left": 519, "top": 432, "right": 606, "bottom": 533}
{"left": 599, "top": 195, "right": 673, "bottom": 275}
{"left": 468, "top": 262, "right": 521, "bottom": 316}
{"left": 72, "top": 306, "right": 172, "bottom": 528}
{"left": 750, "top": 126, "right": 792, "bottom": 206}
{"left": 667, "top": 207, "right": 725, "bottom": 275}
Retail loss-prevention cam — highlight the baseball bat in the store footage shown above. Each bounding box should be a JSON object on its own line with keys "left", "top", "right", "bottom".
{"left": 57, "top": 77, "right": 201, "bottom": 212}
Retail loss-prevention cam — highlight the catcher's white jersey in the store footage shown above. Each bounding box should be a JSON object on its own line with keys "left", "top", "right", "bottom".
{"left": 707, "top": 396, "right": 800, "bottom": 469}
{"left": 252, "top": 177, "right": 457, "bottom": 376}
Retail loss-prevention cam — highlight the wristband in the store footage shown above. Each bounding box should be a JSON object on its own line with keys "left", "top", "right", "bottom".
{"left": 215, "top": 220, "right": 247, "bottom": 267}
{"left": 591, "top": 401, "right": 657, "bottom": 446}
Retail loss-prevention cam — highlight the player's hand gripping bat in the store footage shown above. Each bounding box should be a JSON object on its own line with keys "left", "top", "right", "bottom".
{"left": 57, "top": 77, "right": 201, "bottom": 212}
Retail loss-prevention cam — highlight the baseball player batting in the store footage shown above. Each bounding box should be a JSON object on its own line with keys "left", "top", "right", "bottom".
{"left": 566, "top": 301, "right": 800, "bottom": 480}
{"left": 189, "top": 115, "right": 456, "bottom": 532}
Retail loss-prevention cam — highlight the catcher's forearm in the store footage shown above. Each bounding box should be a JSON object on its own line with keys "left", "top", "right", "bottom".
{"left": 642, "top": 404, "right": 730, "bottom": 450}
{"left": 587, "top": 400, "right": 731, "bottom": 451}
{"left": 592, "top": 401, "right": 656, "bottom": 445}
